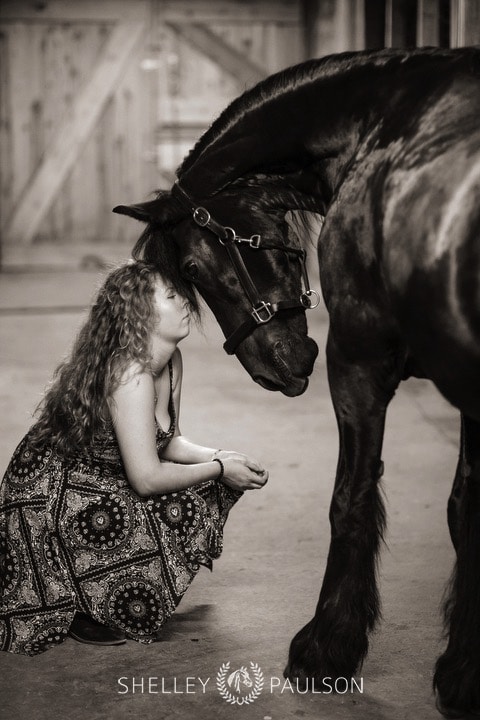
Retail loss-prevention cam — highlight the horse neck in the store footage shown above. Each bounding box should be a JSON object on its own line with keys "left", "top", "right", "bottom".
{"left": 179, "top": 70, "right": 365, "bottom": 211}
{"left": 178, "top": 48, "right": 473, "bottom": 213}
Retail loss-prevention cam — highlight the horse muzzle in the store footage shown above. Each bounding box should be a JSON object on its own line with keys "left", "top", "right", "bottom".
{"left": 253, "top": 337, "right": 318, "bottom": 397}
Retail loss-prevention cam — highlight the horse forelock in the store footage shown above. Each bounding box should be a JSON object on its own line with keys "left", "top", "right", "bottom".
{"left": 131, "top": 196, "right": 202, "bottom": 316}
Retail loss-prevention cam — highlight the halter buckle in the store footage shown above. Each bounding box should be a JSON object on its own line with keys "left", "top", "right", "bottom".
{"left": 252, "top": 301, "right": 275, "bottom": 324}
{"left": 249, "top": 235, "right": 261, "bottom": 248}
{"left": 193, "top": 207, "right": 211, "bottom": 227}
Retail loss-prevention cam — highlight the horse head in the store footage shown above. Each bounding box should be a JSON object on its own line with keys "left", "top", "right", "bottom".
{"left": 227, "top": 666, "right": 253, "bottom": 692}
{"left": 114, "top": 184, "right": 319, "bottom": 397}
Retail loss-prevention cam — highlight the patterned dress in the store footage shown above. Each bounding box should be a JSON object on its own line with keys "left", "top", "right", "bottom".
{"left": 0, "top": 362, "right": 242, "bottom": 655}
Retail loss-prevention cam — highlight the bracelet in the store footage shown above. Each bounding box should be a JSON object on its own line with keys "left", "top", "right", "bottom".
{"left": 212, "top": 458, "right": 224, "bottom": 482}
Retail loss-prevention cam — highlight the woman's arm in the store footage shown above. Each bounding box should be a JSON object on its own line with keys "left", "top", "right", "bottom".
{"left": 108, "top": 361, "right": 267, "bottom": 497}
{"left": 108, "top": 363, "right": 222, "bottom": 496}
{"left": 160, "top": 349, "right": 218, "bottom": 464}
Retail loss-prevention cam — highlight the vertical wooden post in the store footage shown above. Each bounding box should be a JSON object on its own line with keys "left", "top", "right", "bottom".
{"left": 0, "top": 30, "right": 11, "bottom": 249}
{"left": 417, "top": 0, "right": 440, "bottom": 45}
{"left": 302, "top": 0, "right": 365, "bottom": 58}
{"left": 451, "top": 0, "right": 480, "bottom": 46}
{"left": 364, "top": 0, "right": 386, "bottom": 48}
{"left": 385, "top": 0, "right": 417, "bottom": 47}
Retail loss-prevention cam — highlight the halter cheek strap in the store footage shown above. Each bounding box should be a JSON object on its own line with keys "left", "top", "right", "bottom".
{"left": 171, "top": 182, "right": 320, "bottom": 355}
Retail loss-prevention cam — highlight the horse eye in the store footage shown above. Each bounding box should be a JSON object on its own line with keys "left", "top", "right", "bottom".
{"left": 184, "top": 261, "right": 199, "bottom": 280}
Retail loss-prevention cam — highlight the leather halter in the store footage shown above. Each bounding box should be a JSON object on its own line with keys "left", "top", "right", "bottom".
{"left": 171, "top": 182, "right": 320, "bottom": 355}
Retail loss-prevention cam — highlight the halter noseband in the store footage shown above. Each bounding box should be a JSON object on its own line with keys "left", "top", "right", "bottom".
{"left": 171, "top": 182, "right": 320, "bottom": 355}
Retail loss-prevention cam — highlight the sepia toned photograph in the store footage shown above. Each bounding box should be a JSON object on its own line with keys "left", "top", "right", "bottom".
{"left": 1, "top": 1, "right": 480, "bottom": 718}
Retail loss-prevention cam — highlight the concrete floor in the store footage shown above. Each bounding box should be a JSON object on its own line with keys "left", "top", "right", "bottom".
{"left": 0, "top": 269, "right": 459, "bottom": 720}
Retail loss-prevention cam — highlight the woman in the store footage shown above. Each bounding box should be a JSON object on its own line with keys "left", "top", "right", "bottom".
{"left": 0, "top": 261, "right": 268, "bottom": 655}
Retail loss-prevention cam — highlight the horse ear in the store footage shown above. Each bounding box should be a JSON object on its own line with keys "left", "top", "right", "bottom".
{"left": 112, "top": 200, "right": 163, "bottom": 223}
{"left": 113, "top": 193, "right": 182, "bottom": 225}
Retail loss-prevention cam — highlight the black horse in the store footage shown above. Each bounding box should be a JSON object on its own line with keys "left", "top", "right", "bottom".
{"left": 114, "top": 47, "right": 480, "bottom": 717}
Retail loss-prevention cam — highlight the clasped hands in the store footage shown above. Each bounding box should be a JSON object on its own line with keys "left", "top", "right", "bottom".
{"left": 213, "top": 450, "right": 269, "bottom": 491}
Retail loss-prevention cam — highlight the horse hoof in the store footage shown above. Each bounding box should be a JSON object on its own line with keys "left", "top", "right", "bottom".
{"left": 283, "top": 661, "right": 307, "bottom": 688}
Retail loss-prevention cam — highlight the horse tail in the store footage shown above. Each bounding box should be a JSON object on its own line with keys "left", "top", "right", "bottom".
{"left": 434, "top": 466, "right": 480, "bottom": 713}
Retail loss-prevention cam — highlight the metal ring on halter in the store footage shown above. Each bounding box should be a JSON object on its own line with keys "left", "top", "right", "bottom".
{"left": 301, "top": 289, "right": 321, "bottom": 309}
{"left": 219, "top": 227, "right": 237, "bottom": 245}
{"left": 193, "top": 207, "right": 211, "bottom": 227}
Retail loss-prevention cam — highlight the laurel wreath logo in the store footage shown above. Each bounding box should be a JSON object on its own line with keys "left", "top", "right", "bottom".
{"left": 216, "top": 661, "right": 264, "bottom": 705}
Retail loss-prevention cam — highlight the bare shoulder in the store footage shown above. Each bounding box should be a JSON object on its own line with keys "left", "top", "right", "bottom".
{"left": 109, "top": 361, "right": 155, "bottom": 404}
{"left": 117, "top": 360, "right": 149, "bottom": 385}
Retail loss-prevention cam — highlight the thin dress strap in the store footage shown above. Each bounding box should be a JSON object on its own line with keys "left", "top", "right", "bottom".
{"left": 167, "top": 358, "right": 176, "bottom": 429}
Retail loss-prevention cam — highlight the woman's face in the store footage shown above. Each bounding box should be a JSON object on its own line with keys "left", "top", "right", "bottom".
{"left": 152, "top": 276, "right": 191, "bottom": 343}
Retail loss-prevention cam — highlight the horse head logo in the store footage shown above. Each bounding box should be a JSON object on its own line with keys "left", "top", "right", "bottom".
{"left": 217, "top": 660, "right": 264, "bottom": 705}
{"left": 226, "top": 666, "right": 253, "bottom": 693}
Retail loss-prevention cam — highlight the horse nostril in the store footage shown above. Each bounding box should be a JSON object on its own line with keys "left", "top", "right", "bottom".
{"left": 272, "top": 336, "right": 318, "bottom": 377}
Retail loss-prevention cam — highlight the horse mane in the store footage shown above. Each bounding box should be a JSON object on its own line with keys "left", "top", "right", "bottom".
{"left": 177, "top": 46, "right": 470, "bottom": 181}
{"left": 136, "top": 47, "right": 476, "bottom": 266}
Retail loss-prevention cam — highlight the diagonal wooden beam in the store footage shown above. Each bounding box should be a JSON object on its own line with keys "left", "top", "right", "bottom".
{"left": 4, "top": 21, "right": 145, "bottom": 245}
{"left": 166, "top": 22, "right": 267, "bottom": 87}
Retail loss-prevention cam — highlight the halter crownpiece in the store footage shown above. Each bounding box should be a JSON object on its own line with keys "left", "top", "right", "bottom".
{"left": 171, "top": 181, "right": 320, "bottom": 355}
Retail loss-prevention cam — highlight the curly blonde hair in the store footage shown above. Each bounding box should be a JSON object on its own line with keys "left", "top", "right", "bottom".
{"left": 29, "top": 261, "right": 175, "bottom": 457}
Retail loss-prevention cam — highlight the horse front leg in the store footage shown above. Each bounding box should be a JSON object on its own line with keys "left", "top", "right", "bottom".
{"left": 434, "top": 414, "right": 480, "bottom": 718}
{"left": 285, "top": 334, "right": 401, "bottom": 685}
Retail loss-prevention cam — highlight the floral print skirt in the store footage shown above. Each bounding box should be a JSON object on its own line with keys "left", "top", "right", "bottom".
{"left": 0, "top": 430, "right": 242, "bottom": 655}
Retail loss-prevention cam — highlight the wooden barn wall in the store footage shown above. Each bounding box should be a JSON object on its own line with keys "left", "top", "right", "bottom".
{"left": 0, "top": 0, "right": 154, "bottom": 265}
{"left": 1, "top": 0, "right": 479, "bottom": 268}
{"left": 154, "top": 1, "right": 305, "bottom": 186}
{"left": 1, "top": 22, "right": 144, "bottom": 244}
{"left": 0, "top": 0, "right": 306, "bottom": 268}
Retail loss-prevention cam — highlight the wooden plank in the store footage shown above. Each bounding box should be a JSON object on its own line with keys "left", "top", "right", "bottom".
{"left": 351, "top": 0, "right": 366, "bottom": 49}
{"left": 0, "top": 0, "right": 148, "bottom": 23}
{"left": 417, "top": 0, "right": 440, "bottom": 45}
{"left": 0, "top": 29, "right": 12, "bottom": 233}
{"left": 3, "top": 21, "right": 146, "bottom": 247}
{"left": 158, "top": 1, "right": 301, "bottom": 24}
{"left": 166, "top": 22, "right": 267, "bottom": 86}
{"left": 7, "top": 24, "right": 35, "bottom": 214}
{"left": 0, "top": 0, "right": 299, "bottom": 24}
{"left": 450, "top": 0, "right": 465, "bottom": 46}
{"left": 68, "top": 24, "right": 106, "bottom": 243}
{"left": 385, "top": 0, "right": 417, "bottom": 47}
{"left": 462, "top": 0, "right": 480, "bottom": 44}
{"left": 450, "top": 0, "right": 480, "bottom": 46}
{"left": 2, "top": 241, "right": 134, "bottom": 270}
{"left": 45, "top": 23, "right": 113, "bottom": 243}
{"left": 304, "top": 0, "right": 365, "bottom": 57}
{"left": 364, "top": 0, "right": 386, "bottom": 49}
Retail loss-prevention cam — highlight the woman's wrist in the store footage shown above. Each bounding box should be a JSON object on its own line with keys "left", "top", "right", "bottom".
{"left": 210, "top": 449, "right": 222, "bottom": 461}
{"left": 212, "top": 458, "right": 224, "bottom": 482}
